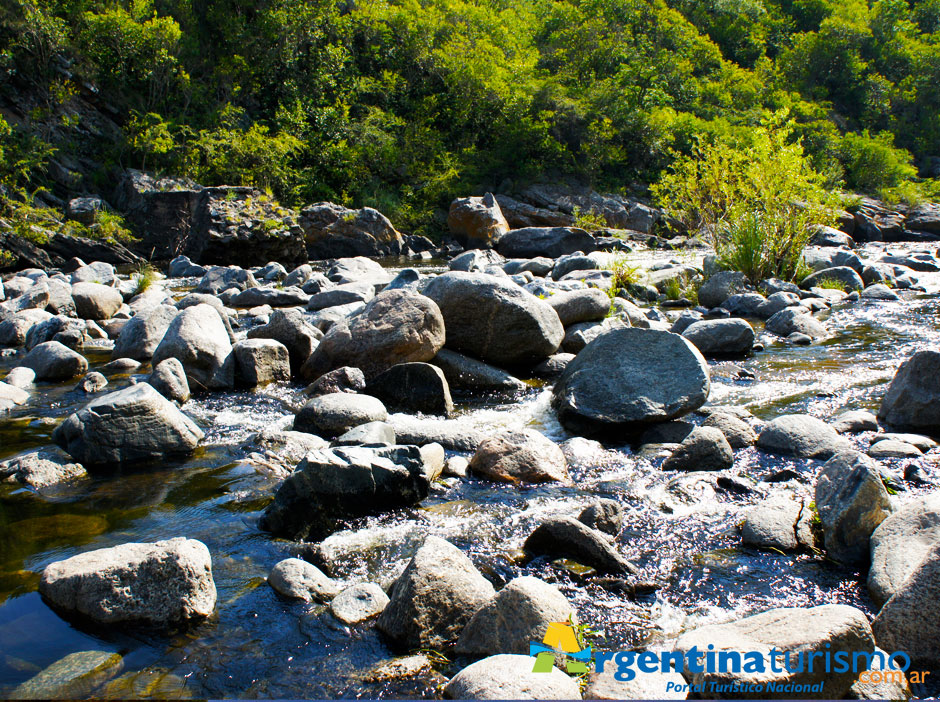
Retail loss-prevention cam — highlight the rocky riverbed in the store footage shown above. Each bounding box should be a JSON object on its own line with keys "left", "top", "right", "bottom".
{"left": 1, "top": 236, "right": 939, "bottom": 699}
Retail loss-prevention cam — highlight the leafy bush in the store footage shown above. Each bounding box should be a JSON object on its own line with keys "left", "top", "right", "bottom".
{"left": 572, "top": 206, "right": 608, "bottom": 231}
{"left": 653, "top": 116, "right": 840, "bottom": 283}
{"left": 839, "top": 131, "right": 917, "bottom": 194}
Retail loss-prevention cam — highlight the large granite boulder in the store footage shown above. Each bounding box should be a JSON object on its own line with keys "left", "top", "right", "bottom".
{"left": 496, "top": 227, "right": 596, "bottom": 258}
{"left": 551, "top": 327, "right": 710, "bottom": 435}
{"left": 21, "top": 341, "right": 88, "bottom": 381}
{"left": 39, "top": 538, "right": 216, "bottom": 628}
{"left": 423, "top": 272, "right": 563, "bottom": 367}
{"left": 447, "top": 193, "right": 510, "bottom": 249}
{"left": 469, "top": 429, "right": 570, "bottom": 484}
{"left": 877, "top": 350, "right": 940, "bottom": 433}
{"left": 300, "top": 202, "right": 403, "bottom": 258}
{"left": 110, "top": 305, "right": 177, "bottom": 361}
{"left": 152, "top": 304, "right": 235, "bottom": 391}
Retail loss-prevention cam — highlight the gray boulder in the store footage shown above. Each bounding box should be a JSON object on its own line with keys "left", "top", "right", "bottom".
{"left": 443, "top": 654, "right": 581, "bottom": 700}
{"left": 294, "top": 392, "right": 388, "bottom": 438}
{"left": 698, "top": 271, "right": 752, "bottom": 309}
{"left": 1, "top": 279, "right": 50, "bottom": 313}
{"left": 496, "top": 226, "right": 596, "bottom": 258}
{"left": 22, "top": 341, "right": 88, "bottom": 380}
{"left": 39, "top": 538, "right": 216, "bottom": 628}
{"left": 547, "top": 288, "right": 610, "bottom": 326}
{"left": 260, "top": 445, "right": 431, "bottom": 539}
{"left": 450, "top": 248, "right": 506, "bottom": 273}
{"left": 578, "top": 499, "right": 624, "bottom": 536}
{"left": 447, "top": 193, "right": 510, "bottom": 249}
{"left": 868, "top": 439, "right": 922, "bottom": 458}
{"left": 681, "top": 318, "right": 754, "bottom": 357}
{"left": 756, "top": 414, "right": 849, "bottom": 459}
{"left": 195, "top": 266, "right": 258, "bottom": 295}
{"left": 742, "top": 496, "right": 816, "bottom": 551}
{"left": 366, "top": 362, "right": 453, "bottom": 416}
{"left": 268, "top": 558, "right": 339, "bottom": 602}
{"left": 70, "top": 261, "right": 116, "bottom": 285}
{"left": 148, "top": 358, "right": 191, "bottom": 404}
{"left": 305, "top": 366, "right": 366, "bottom": 397}
{"left": 661, "top": 426, "right": 734, "bottom": 471}
{"left": 800, "top": 266, "right": 865, "bottom": 291}
{"left": 552, "top": 327, "right": 710, "bottom": 434}
{"left": 0, "top": 308, "right": 52, "bottom": 346}
{"left": 332, "top": 421, "right": 397, "bottom": 447}
{"left": 111, "top": 305, "right": 177, "bottom": 361}
{"left": 376, "top": 536, "right": 495, "bottom": 650}
{"left": 469, "top": 429, "right": 570, "bottom": 484}
{"left": 247, "top": 308, "right": 322, "bottom": 374}
{"left": 233, "top": 338, "right": 291, "bottom": 386}
{"left": 306, "top": 281, "right": 374, "bottom": 311}
{"left": 331, "top": 583, "right": 390, "bottom": 624}
{"left": 877, "top": 350, "right": 940, "bottom": 433}
{"left": 868, "top": 493, "right": 940, "bottom": 607}
{"left": 77, "top": 371, "right": 108, "bottom": 393}
{"left": 524, "top": 515, "right": 635, "bottom": 574}
{"left": 302, "top": 290, "right": 445, "bottom": 381}
{"left": 0, "top": 450, "right": 87, "bottom": 490}
{"left": 815, "top": 450, "right": 893, "bottom": 564}
{"left": 423, "top": 272, "right": 563, "bottom": 367}
{"left": 71, "top": 282, "right": 123, "bottom": 320}
{"left": 24, "top": 315, "right": 86, "bottom": 350}
{"left": 861, "top": 283, "right": 900, "bottom": 300}
{"left": 586, "top": 667, "right": 688, "bottom": 700}
{"left": 152, "top": 304, "right": 235, "bottom": 391}
{"left": 456, "top": 576, "right": 575, "bottom": 656}
{"left": 431, "top": 348, "right": 527, "bottom": 395}
{"left": 765, "top": 307, "right": 827, "bottom": 339}
{"left": 831, "top": 410, "right": 879, "bottom": 434}
{"left": 674, "top": 604, "right": 874, "bottom": 698}
{"left": 231, "top": 286, "right": 309, "bottom": 308}
{"left": 702, "top": 410, "right": 757, "bottom": 448}
{"left": 810, "top": 225, "right": 855, "bottom": 248}
{"left": 52, "top": 383, "right": 203, "bottom": 465}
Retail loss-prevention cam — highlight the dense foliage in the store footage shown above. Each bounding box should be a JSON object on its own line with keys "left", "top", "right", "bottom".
{"left": 2, "top": 0, "right": 940, "bottom": 237}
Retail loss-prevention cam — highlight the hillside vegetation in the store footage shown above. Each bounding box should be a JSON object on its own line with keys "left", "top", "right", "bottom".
{"left": 2, "top": 0, "right": 940, "bottom": 239}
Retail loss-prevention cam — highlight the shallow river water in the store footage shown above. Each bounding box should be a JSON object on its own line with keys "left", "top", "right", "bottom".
{"left": 1, "top": 244, "right": 939, "bottom": 699}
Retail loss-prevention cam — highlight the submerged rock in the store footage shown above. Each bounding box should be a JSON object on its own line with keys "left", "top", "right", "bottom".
{"left": 377, "top": 536, "right": 495, "bottom": 650}
{"left": 9, "top": 650, "right": 124, "bottom": 699}
{"left": 551, "top": 327, "right": 710, "bottom": 435}
{"left": 524, "top": 515, "right": 635, "bottom": 574}
{"left": 39, "top": 538, "right": 216, "bottom": 628}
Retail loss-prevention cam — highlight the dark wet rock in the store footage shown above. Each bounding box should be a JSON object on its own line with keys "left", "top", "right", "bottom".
{"left": 247, "top": 308, "right": 322, "bottom": 375}
{"left": 294, "top": 392, "right": 388, "bottom": 438}
{"left": 456, "top": 576, "right": 574, "bottom": 656}
{"left": 231, "top": 286, "right": 309, "bottom": 308}
{"left": 661, "top": 426, "right": 734, "bottom": 471}
{"left": 524, "top": 515, "right": 636, "bottom": 574}
{"left": 561, "top": 319, "right": 615, "bottom": 353}
{"left": 447, "top": 194, "right": 510, "bottom": 250}
{"left": 302, "top": 290, "right": 445, "bottom": 381}
{"left": 168, "top": 255, "right": 201, "bottom": 277}
{"left": 260, "top": 445, "right": 432, "bottom": 540}
{"left": 152, "top": 304, "right": 234, "bottom": 391}
{"left": 148, "top": 358, "right": 191, "bottom": 404}
{"left": 305, "top": 366, "right": 366, "bottom": 398}
{"left": 377, "top": 536, "right": 495, "bottom": 650}
{"left": 702, "top": 411, "right": 757, "bottom": 448}
{"left": 331, "top": 583, "right": 389, "bottom": 624}
{"left": 765, "top": 307, "right": 827, "bottom": 339}
{"left": 552, "top": 327, "right": 710, "bottom": 435}
{"left": 868, "top": 493, "right": 940, "bottom": 607}
{"left": 39, "top": 537, "right": 216, "bottom": 628}
{"left": 424, "top": 272, "right": 562, "bottom": 367}
{"left": 9, "top": 650, "right": 124, "bottom": 699}
{"left": 578, "top": 499, "right": 624, "bottom": 536}
{"left": 76, "top": 371, "right": 107, "bottom": 393}
{"left": 0, "top": 450, "right": 87, "bottom": 490}
{"left": 742, "top": 495, "right": 815, "bottom": 551}
{"left": 386, "top": 414, "right": 485, "bottom": 452}
{"left": 681, "top": 318, "right": 754, "bottom": 357}
{"left": 720, "top": 292, "right": 767, "bottom": 318}
{"left": 757, "top": 414, "right": 849, "bottom": 459}
{"left": 531, "top": 352, "right": 575, "bottom": 378}
{"left": 546, "top": 287, "right": 610, "bottom": 326}
{"left": 800, "top": 266, "right": 865, "bottom": 292}
{"left": 877, "top": 350, "right": 940, "bottom": 433}
{"left": 111, "top": 304, "right": 177, "bottom": 361}
{"left": 496, "top": 226, "right": 596, "bottom": 259}
{"left": 803, "top": 247, "right": 864, "bottom": 273}
{"left": 755, "top": 291, "right": 801, "bottom": 319}
{"left": 698, "top": 271, "right": 752, "bottom": 309}
{"left": 332, "top": 421, "right": 397, "bottom": 447}
{"left": 815, "top": 450, "right": 893, "bottom": 564}
{"left": 22, "top": 341, "right": 88, "bottom": 380}
{"left": 268, "top": 558, "right": 339, "bottom": 602}
{"left": 194, "top": 266, "right": 258, "bottom": 295}
{"left": 366, "top": 363, "right": 453, "bottom": 416}
{"left": 53, "top": 383, "right": 203, "bottom": 465}
{"left": 872, "top": 540, "right": 940, "bottom": 665}
{"left": 233, "top": 338, "right": 291, "bottom": 386}
{"left": 71, "top": 282, "right": 122, "bottom": 320}
{"left": 640, "top": 419, "right": 696, "bottom": 446}
{"left": 443, "top": 654, "right": 581, "bottom": 700}
{"left": 831, "top": 410, "right": 879, "bottom": 434}
{"left": 469, "top": 430, "right": 570, "bottom": 484}
{"left": 674, "top": 604, "right": 874, "bottom": 698}
{"left": 302, "top": 203, "right": 403, "bottom": 258}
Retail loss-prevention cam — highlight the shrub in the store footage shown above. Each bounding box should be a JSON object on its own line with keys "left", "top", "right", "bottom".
{"left": 131, "top": 262, "right": 156, "bottom": 296}
{"left": 653, "top": 116, "right": 840, "bottom": 283}
{"left": 572, "top": 206, "right": 608, "bottom": 231}
{"left": 839, "top": 130, "right": 917, "bottom": 194}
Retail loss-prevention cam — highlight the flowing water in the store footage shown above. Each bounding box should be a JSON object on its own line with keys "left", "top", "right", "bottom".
{"left": 1, "top": 243, "right": 939, "bottom": 698}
